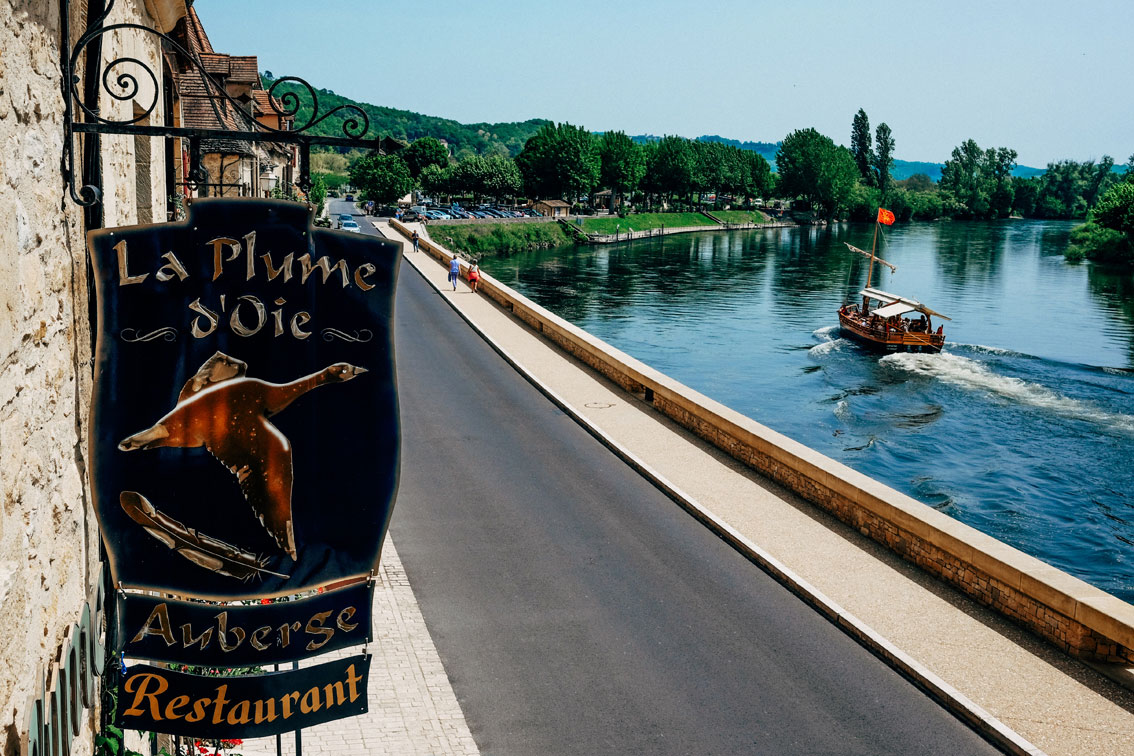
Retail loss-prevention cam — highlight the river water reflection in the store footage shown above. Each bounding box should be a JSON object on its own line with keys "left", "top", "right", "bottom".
{"left": 485, "top": 221, "right": 1134, "bottom": 601}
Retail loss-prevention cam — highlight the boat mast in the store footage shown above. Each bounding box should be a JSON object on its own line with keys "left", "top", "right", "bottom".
{"left": 866, "top": 220, "right": 879, "bottom": 290}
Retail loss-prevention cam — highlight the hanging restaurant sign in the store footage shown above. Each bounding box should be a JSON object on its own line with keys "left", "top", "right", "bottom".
{"left": 117, "top": 654, "right": 371, "bottom": 739}
{"left": 88, "top": 198, "right": 401, "bottom": 601}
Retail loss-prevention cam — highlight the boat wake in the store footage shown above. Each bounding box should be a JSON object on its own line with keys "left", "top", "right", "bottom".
{"left": 880, "top": 352, "right": 1134, "bottom": 435}
{"left": 810, "top": 325, "right": 848, "bottom": 355}
{"left": 946, "top": 342, "right": 1029, "bottom": 358}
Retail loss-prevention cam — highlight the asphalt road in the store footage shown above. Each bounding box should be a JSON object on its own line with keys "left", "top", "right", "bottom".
{"left": 334, "top": 200, "right": 999, "bottom": 755}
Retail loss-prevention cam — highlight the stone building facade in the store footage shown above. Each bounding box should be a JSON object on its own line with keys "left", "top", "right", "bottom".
{"left": 0, "top": 1, "right": 186, "bottom": 754}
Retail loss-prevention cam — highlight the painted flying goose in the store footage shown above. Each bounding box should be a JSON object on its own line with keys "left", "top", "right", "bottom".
{"left": 117, "top": 351, "right": 367, "bottom": 560}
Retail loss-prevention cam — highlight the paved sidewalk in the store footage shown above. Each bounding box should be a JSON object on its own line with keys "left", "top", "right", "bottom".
{"left": 384, "top": 219, "right": 1134, "bottom": 756}
{"left": 240, "top": 540, "right": 479, "bottom": 756}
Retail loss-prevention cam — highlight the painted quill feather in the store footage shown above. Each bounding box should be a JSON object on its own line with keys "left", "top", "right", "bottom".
{"left": 120, "top": 491, "right": 289, "bottom": 581}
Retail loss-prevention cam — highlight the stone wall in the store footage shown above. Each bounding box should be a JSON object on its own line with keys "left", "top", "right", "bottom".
{"left": 0, "top": 2, "right": 169, "bottom": 753}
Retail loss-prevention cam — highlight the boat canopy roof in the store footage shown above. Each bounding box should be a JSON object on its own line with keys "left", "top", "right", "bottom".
{"left": 873, "top": 302, "right": 918, "bottom": 318}
{"left": 859, "top": 287, "right": 951, "bottom": 320}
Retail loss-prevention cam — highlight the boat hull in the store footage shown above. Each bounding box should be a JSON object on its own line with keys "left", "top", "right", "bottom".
{"left": 837, "top": 311, "right": 944, "bottom": 353}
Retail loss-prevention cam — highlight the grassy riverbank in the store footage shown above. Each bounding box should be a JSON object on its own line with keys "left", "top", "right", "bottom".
{"left": 581, "top": 213, "right": 718, "bottom": 235}
{"left": 712, "top": 209, "right": 771, "bottom": 224}
{"left": 434, "top": 221, "right": 573, "bottom": 258}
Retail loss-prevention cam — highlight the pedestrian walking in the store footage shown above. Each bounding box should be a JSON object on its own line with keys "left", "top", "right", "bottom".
{"left": 448, "top": 255, "right": 461, "bottom": 291}
{"left": 468, "top": 259, "right": 480, "bottom": 293}
{"left": 411, "top": 229, "right": 419, "bottom": 252}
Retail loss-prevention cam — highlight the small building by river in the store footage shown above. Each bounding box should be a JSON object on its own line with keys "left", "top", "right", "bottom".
{"left": 533, "top": 199, "right": 571, "bottom": 218}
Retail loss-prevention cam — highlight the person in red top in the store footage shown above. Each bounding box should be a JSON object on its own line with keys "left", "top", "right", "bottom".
{"left": 468, "top": 259, "right": 480, "bottom": 293}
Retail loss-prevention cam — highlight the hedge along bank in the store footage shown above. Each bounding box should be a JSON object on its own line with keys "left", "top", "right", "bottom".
{"left": 390, "top": 219, "right": 1134, "bottom": 665}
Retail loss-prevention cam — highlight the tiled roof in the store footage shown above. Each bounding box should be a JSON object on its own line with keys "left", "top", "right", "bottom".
{"left": 536, "top": 199, "right": 571, "bottom": 207}
{"left": 199, "top": 53, "right": 229, "bottom": 76}
{"left": 183, "top": 6, "right": 214, "bottom": 57}
{"left": 229, "top": 56, "right": 260, "bottom": 84}
{"left": 252, "top": 89, "right": 276, "bottom": 115}
{"left": 180, "top": 67, "right": 246, "bottom": 131}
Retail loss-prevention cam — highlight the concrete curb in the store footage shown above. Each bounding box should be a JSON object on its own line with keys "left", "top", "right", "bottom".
{"left": 394, "top": 240, "right": 1045, "bottom": 756}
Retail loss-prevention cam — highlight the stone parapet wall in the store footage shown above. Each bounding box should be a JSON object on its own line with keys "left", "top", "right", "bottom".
{"left": 392, "top": 218, "right": 1134, "bottom": 664}
{"left": 0, "top": 2, "right": 169, "bottom": 753}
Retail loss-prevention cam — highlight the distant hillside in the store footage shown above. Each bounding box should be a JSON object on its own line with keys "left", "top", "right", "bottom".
{"left": 264, "top": 73, "right": 1047, "bottom": 179}
{"left": 262, "top": 74, "right": 548, "bottom": 157}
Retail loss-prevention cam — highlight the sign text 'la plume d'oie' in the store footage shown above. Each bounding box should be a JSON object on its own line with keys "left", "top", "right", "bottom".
{"left": 88, "top": 199, "right": 401, "bottom": 737}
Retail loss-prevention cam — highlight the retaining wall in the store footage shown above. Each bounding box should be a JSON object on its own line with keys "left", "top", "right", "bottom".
{"left": 391, "top": 219, "right": 1134, "bottom": 664}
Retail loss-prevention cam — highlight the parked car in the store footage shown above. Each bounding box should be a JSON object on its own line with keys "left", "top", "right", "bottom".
{"left": 344, "top": 194, "right": 354, "bottom": 201}
{"left": 377, "top": 205, "right": 398, "bottom": 217}
{"left": 401, "top": 210, "right": 423, "bottom": 223}
{"left": 425, "top": 210, "right": 451, "bottom": 220}
{"left": 337, "top": 213, "right": 352, "bottom": 228}
{"left": 340, "top": 220, "right": 361, "bottom": 233}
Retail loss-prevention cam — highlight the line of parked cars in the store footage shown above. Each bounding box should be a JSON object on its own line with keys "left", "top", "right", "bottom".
{"left": 422, "top": 205, "right": 543, "bottom": 221}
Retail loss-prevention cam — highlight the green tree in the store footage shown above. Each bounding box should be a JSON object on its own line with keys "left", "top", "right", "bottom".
{"left": 850, "top": 109, "right": 873, "bottom": 184}
{"left": 1084, "top": 156, "right": 1117, "bottom": 207}
{"left": 449, "top": 155, "right": 489, "bottom": 201}
{"left": 939, "top": 139, "right": 986, "bottom": 217}
{"left": 348, "top": 152, "right": 414, "bottom": 205}
{"left": 900, "top": 173, "right": 935, "bottom": 192}
{"left": 1066, "top": 179, "right": 1134, "bottom": 262}
{"left": 986, "top": 147, "right": 1018, "bottom": 218}
{"left": 403, "top": 137, "right": 450, "bottom": 179}
{"left": 1012, "top": 176, "right": 1040, "bottom": 217}
{"left": 939, "top": 140, "right": 1016, "bottom": 218}
{"left": 1094, "top": 180, "right": 1134, "bottom": 238}
{"left": 308, "top": 173, "right": 327, "bottom": 214}
{"left": 515, "top": 122, "right": 599, "bottom": 200}
{"left": 648, "top": 135, "right": 695, "bottom": 205}
{"left": 598, "top": 131, "right": 645, "bottom": 206}
{"left": 740, "top": 149, "right": 774, "bottom": 202}
{"left": 872, "top": 122, "right": 895, "bottom": 198}
{"left": 480, "top": 154, "right": 523, "bottom": 200}
{"left": 419, "top": 163, "right": 451, "bottom": 202}
{"left": 776, "top": 128, "right": 859, "bottom": 218}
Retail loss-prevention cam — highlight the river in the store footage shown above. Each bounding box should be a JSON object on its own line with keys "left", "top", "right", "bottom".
{"left": 484, "top": 220, "right": 1134, "bottom": 601}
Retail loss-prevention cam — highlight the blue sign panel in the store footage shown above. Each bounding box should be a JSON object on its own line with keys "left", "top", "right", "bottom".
{"left": 88, "top": 199, "right": 401, "bottom": 600}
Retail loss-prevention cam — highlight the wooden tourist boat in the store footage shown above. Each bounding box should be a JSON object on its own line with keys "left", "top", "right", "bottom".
{"left": 837, "top": 210, "right": 950, "bottom": 353}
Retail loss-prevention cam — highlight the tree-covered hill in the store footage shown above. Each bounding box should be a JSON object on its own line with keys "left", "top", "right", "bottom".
{"left": 262, "top": 73, "right": 549, "bottom": 158}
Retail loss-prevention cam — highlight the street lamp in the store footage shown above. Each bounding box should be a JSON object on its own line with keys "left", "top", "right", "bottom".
{"left": 260, "top": 161, "right": 279, "bottom": 195}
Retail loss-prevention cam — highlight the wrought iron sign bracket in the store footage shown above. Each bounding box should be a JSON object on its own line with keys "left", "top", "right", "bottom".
{"left": 60, "top": 0, "right": 384, "bottom": 208}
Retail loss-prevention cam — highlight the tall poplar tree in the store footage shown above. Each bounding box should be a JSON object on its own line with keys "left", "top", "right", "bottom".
{"left": 851, "top": 109, "right": 873, "bottom": 185}
{"left": 873, "top": 123, "right": 895, "bottom": 198}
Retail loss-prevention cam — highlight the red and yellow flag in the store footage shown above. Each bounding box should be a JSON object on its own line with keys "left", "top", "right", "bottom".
{"left": 877, "top": 208, "right": 895, "bottom": 226}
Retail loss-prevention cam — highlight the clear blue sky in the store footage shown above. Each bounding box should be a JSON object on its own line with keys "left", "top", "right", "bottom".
{"left": 195, "top": 0, "right": 1132, "bottom": 168}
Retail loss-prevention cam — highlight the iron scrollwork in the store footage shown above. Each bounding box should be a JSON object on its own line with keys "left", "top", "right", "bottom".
{"left": 60, "top": 0, "right": 385, "bottom": 207}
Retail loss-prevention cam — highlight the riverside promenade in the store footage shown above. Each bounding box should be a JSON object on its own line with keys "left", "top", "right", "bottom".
{"left": 381, "top": 218, "right": 1132, "bottom": 756}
